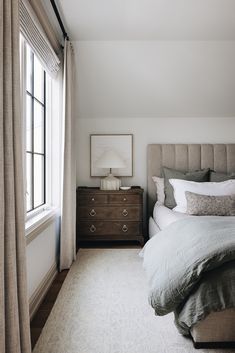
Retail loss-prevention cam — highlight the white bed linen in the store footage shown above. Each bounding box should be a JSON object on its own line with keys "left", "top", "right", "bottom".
{"left": 153, "top": 202, "right": 192, "bottom": 230}
{"left": 169, "top": 179, "right": 235, "bottom": 213}
{"left": 142, "top": 217, "right": 161, "bottom": 257}
{"left": 148, "top": 216, "right": 160, "bottom": 238}
{"left": 152, "top": 201, "right": 235, "bottom": 231}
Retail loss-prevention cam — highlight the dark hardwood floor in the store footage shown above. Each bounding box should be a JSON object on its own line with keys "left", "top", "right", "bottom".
{"left": 30, "top": 270, "right": 69, "bottom": 349}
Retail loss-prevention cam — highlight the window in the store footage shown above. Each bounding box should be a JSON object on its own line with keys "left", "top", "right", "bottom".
{"left": 20, "top": 35, "right": 61, "bottom": 225}
{"left": 25, "top": 44, "right": 46, "bottom": 212}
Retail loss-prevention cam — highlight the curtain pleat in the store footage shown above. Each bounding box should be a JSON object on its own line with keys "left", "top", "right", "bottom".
{"left": 60, "top": 40, "right": 76, "bottom": 270}
{"left": 0, "top": 0, "right": 31, "bottom": 352}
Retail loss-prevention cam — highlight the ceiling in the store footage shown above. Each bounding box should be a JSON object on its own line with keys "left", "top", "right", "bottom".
{"left": 56, "top": 0, "right": 235, "bottom": 41}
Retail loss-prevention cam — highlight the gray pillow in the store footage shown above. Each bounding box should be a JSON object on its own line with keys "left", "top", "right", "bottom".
{"left": 186, "top": 191, "right": 235, "bottom": 216}
{"left": 210, "top": 171, "right": 235, "bottom": 182}
{"left": 162, "top": 167, "right": 210, "bottom": 209}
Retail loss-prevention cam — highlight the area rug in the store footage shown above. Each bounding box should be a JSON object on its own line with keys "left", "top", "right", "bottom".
{"left": 33, "top": 249, "right": 234, "bottom": 353}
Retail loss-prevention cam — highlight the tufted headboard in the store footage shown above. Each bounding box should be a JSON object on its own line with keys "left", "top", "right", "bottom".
{"left": 147, "top": 144, "right": 235, "bottom": 218}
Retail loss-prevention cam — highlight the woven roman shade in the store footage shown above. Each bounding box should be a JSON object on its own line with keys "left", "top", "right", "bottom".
{"left": 19, "top": 0, "right": 61, "bottom": 76}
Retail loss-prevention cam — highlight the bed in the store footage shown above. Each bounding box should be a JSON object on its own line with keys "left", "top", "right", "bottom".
{"left": 146, "top": 144, "right": 235, "bottom": 348}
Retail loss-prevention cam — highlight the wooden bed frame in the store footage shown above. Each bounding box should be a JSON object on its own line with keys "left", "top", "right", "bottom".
{"left": 146, "top": 144, "right": 235, "bottom": 348}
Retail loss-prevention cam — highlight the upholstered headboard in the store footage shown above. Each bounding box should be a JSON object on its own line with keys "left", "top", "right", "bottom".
{"left": 147, "top": 144, "right": 235, "bottom": 218}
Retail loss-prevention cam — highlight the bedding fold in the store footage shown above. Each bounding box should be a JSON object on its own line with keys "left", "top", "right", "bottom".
{"left": 143, "top": 217, "right": 235, "bottom": 333}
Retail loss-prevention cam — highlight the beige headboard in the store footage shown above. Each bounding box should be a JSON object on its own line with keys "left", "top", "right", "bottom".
{"left": 147, "top": 144, "right": 235, "bottom": 218}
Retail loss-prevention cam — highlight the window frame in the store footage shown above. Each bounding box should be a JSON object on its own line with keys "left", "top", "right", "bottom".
{"left": 25, "top": 45, "right": 47, "bottom": 213}
{"left": 20, "top": 34, "right": 60, "bottom": 232}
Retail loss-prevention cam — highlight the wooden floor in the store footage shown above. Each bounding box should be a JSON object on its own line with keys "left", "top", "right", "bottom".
{"left": 30, "top": 270, "right": 69, "bottom": 349}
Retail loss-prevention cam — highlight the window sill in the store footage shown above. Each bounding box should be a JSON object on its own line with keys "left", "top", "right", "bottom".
{"left": 26, "top": 208, "right": 58, "bottom": 245}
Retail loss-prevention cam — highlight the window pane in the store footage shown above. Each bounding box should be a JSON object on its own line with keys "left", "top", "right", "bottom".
{"left": 26, "top": 44, "right": 33, "bottom": 93}
{"left": 34, "top": 154, "right": 44, "bottom": 208}
{"left": 25, "top": 45, "right": 46, "bottom": 213}
{"left": 34, "top": 55, "right": 44, "bottom": 103}
{"left": 26, "top": 153, "right": 32, "bottom": 211}
{"left": 26, "top": 94, "right": 32, "bottom": 151}
{"left": 34, "top": 100, "right": 44, "bottom": 153}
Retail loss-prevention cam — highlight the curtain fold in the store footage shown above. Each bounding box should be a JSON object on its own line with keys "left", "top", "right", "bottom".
{"left": 60, "top": 40, "right": 76, "bottom": 270}
{"left": 0, "top": 0, "right": 31, "bottom": 353}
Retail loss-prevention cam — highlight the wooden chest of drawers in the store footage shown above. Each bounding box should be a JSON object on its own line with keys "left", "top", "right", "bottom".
{"left": 76, "top": 187, "right": 144, "bottom": 245}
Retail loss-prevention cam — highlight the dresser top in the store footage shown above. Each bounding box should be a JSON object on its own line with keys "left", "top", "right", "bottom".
{"left": 77, "top": 187, "right": 143, "bottom": 194}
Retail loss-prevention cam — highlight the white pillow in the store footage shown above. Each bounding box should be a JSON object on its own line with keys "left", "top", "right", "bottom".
{"left": 169, "top": 179, "right": 235, "bottom": 213}
{"left": 152, "top": 176, "right": 165, "bottom": 204}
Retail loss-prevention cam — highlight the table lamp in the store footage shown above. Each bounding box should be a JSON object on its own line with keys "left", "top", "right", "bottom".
{"left": 95, "top": 149, "right": 126, "bottom": 190}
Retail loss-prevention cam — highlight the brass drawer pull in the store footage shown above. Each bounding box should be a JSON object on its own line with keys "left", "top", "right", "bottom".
{"left": 122, "top": 225, "right": 128, "bottom": 232}
{"left": 91, "top": 197, "right": 95, "bottom": 202}
{"left": 90, "top": 225, "right": 96, "bottom": 233}
{"left": 90, "top": 209, "right": 96, "bottom": 217}
{"left": 122, "top": 209, "right": 128, "bottom": 217}
{"left": 123, "top": 197, "right": 127, "bottom": 201}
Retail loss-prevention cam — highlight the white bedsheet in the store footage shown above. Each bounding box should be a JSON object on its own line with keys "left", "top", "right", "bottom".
{"left": 152, "top": 202, "right": 235, "bottom": 231}
{"left": 153, "top": 202, "right": 192, "bottom": 230}
{"left": 148, "top": 216, "right": 160, "bottom": 238}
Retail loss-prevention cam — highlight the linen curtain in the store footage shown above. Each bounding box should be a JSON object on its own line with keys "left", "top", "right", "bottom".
{"left": 0, "top": 0, "right": 31, "bottom": 352}
{"left": 60, "top": 39, "right": 76, "bottom": 270}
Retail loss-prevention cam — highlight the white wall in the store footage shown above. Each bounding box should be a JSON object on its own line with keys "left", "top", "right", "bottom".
{"left": 74, "top": 40, "right": 235, "bottom": 190}
{"left": 26, "top": 220, "right": 59, "bottom": 298}
{"left": 76, "top": 117, "right": 235, "bottom": 190}
{"left": 74, "top": 41, "right": 235, "bottom": 118}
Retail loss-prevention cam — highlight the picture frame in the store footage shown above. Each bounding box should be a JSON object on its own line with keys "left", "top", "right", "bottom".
{"left": 90, "top": 134, "right": 133, "bottom": 177}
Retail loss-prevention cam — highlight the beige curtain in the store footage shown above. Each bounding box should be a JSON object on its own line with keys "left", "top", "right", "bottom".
{"left": 60, "top": 40, "right": 76, "bottom": 270}
{"left": 0, "top": 1, "right": 31, "bottom": 353}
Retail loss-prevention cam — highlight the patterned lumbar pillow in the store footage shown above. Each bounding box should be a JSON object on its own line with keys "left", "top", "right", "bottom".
{"left": 186, "top": 191, "right": 235, "bottom": 216}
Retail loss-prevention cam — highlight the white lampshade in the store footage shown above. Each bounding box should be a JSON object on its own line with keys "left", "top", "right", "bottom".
{"left": 95, "top": 149, "right": 126, "bottom": 169}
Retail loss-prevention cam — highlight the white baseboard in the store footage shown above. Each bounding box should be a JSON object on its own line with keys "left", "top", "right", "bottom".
{"left": 29, "top": 262, "right": 58, "bottom": 320}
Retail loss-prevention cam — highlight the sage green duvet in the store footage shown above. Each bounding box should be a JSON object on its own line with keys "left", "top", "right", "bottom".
{"left": 143, "top": 217, "right": 235, "bottom": 335}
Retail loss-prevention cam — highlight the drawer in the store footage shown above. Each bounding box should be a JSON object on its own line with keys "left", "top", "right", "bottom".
{"left": 77, "top": 194, "right": 108, "bottom": 205}
{"left": 108, "top": 194, "right": 141, "bottom": 204}
{"left": 77, "top": 206, "right": 141, "bottom": 220}
{"left": 77, "top": 221, "right": 142, "bottom": 236}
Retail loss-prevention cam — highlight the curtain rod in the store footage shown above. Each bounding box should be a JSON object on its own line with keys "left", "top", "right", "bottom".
{"left": 50, "top": 0, "right": 69, "bottom": 41}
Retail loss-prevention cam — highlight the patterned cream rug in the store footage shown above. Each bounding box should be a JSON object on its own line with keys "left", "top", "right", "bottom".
{"left": 33, "top": 249, "right": 234, "bottom": 353}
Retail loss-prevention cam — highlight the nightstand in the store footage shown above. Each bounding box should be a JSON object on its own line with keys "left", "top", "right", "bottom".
{"left": 76, "top": 187, "right": 144, "bottom": 245}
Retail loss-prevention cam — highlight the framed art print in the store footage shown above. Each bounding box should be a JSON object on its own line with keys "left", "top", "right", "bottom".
{"left": 90, "top": 134, "right": 133, "bottom": 177}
